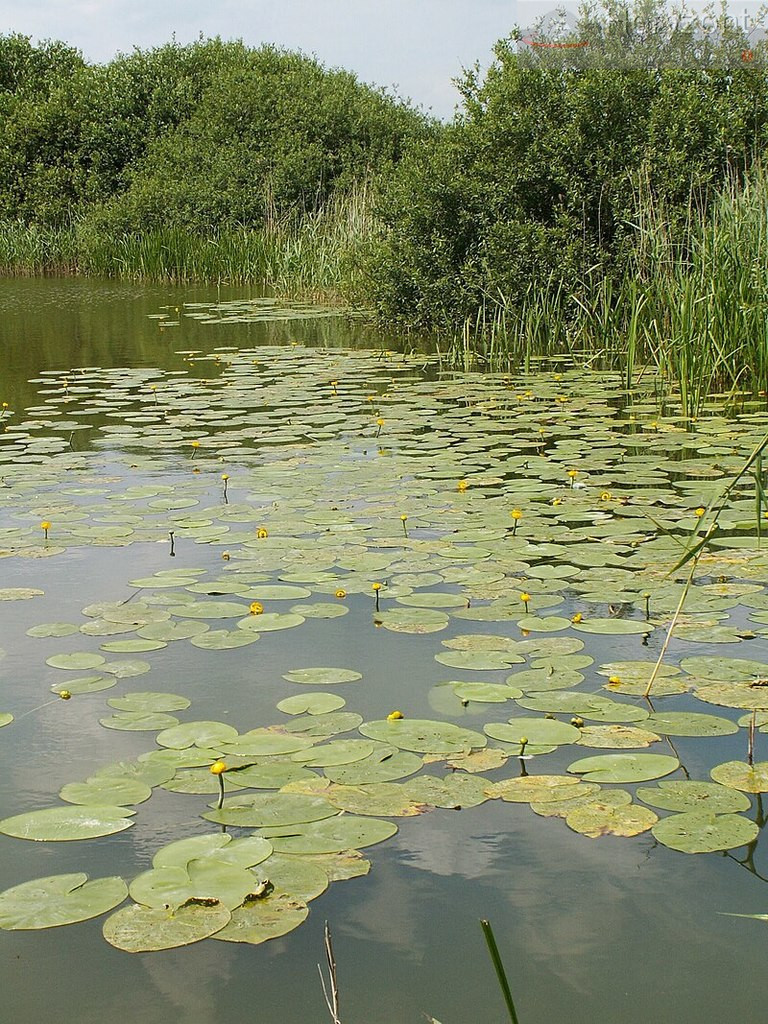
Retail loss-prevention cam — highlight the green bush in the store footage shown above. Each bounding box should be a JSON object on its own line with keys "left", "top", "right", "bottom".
{"left": 369, "top": 0, "right": 768, "bottom": 327}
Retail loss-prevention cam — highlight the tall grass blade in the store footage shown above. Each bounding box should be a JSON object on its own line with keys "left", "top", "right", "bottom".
{"left": 480, "top": 919, "right": 521, "bottom": 1024}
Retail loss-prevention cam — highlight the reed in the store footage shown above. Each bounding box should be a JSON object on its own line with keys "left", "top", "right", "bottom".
{"left": 453, "top": 161, "right": 768, "bottom": 411}
{"left": 0, "top": 183, "right": 375, "bottom": 304}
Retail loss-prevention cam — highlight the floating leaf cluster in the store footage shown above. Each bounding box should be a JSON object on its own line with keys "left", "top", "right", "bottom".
{"left": 3, "top": 322, "right": 768, "bottom": 948}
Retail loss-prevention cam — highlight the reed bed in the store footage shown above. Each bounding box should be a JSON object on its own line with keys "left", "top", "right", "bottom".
{"left": 454, "top": 163, "right": 768, "bottom": 413}
{"left": 0, "top": 184, "right": 375, "bottom": 304}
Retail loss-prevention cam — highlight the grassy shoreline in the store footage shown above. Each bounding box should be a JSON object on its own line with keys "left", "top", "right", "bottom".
{"left": 0, "top": 186, "right": 375, "bottom": 304}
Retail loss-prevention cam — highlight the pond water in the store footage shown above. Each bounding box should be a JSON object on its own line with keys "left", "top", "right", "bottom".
{"left": 1, "top": 277, "right": 768, "bottom": 1024}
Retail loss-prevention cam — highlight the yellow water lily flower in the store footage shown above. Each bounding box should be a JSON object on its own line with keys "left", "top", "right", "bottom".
{"left": 58, "top": 690, "right": 72, "bottom": 700}
{"left": 372, "top": 582, "right": 383, "bottom": 592}
{"left": 387, "top": 710, "right": 404, "bottom": 721}
{"left": 511, "top": 509, "right": 523, "bottom": 520}
{"left": 520, "top": 592, "right": 531, "bottom": 604}
{"left": 249, "top": 601, "right": 264, "bottom": 615}
{"left": 335, "top": 589, "right": 347, "bottom": 599}
{"left": 571, "top": 613, "right": 583, "bottom": 623}
{"left": 457, "top": 479, "right": 469, "bottom": 491}
{"left": 210, "top": 761, "right": 228, "bottom": 775}
{"left": 257, "top": 527, "right": 268, "bottom": 539}
{"left": 694, "top": 507, "right": 706, "bottom": 517}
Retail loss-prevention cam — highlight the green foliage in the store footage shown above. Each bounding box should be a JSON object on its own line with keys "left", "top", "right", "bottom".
{"left": 369, "top": 0, "right": 768, "bottom": 327}
{"left": 0, "top": 36, "right": 426, "bottom": 231}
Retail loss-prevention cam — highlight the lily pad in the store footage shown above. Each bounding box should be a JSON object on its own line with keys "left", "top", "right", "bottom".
{"left": 46, "top": 652, "right": 106, "bottom": 670}
{"left": 59, "top": 777, "right": 152, "bottom": 806}
{"left": 325, "top": 782, "right": 428, "bottom": 817}
{"left": 265, "top": 815, "right": 398, "bottom": 854}
{"left": 282, "top": 667, "right": 362, "bottom": 685}
{"left": 0, "top": 873, "right": 128, "bottom": 930}
{"left": 483, "top": 718, "right": 581, "bottom": 746}
{"left": 107, "top": 691, "right": 191, "bottom": 713}
{"left": 652, "top": 812, "right": 759, "bottom": 853}
{"left": 565, "top": 801, "right": 658, "bottom": 838}
{"left": 637, "top": 781, "right": 751, "bottom": 813}
{"left": 359, "top": 718, "right": 487, "bottom": 754}
{"left": 642, "top": 711, "right": 738, "bottom": 737}
{"left": 202, "top": 793, "right": 338, "bottom": 828}
{"left": 567, "top": 753, "right": 680, "bottom": 783}
{"left": 156, "top": 721, "right": 239, "bottom": 749}
{"left": 0, "top": 805, "right": 135, "bottom": 841}
{"left": 103, "top": 902, "right": 231, "bottom": 951}
{"left": 276, "top": 692, "right": 346, "bottom": 715}
{"left": 210, "top": 893, "right": 308, "bottom": 945}
{"left": 710, "top": 761, "right": 768, "bottom": 792}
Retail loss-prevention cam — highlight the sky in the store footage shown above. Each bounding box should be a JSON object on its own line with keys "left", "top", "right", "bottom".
{"left": 0, "top": 1, "right": 764, "bottom": 118}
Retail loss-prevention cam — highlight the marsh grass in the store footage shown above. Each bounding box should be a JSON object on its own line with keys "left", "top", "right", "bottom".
{"left": 451, "top": 162, "right": 768, "bottom": 412}
{"left": 0, "top": 184, "right": 375, "bottom": 304}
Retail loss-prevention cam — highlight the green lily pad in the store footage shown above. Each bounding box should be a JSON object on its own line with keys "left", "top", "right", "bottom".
{"left": 289, "top": 602, "right": 349, "bottom": 619}
{"left": 452, "top": 682, "right": 523, "bottom": 703}
{"left": 103, "top": 902, "right": 231, "bottom": 951}
{"left": 100, "top": 711, "right": 180, "bottom": 732}
{"left": 237, "top": 612, "right": 306, "bottom": 632}
{"left": 136, "top": 620, "right": 210, "bottom": 641}
{"left": 59, "top": 777, "right": 152, "bottom": 806}
{"left": 46, "top": 652, "right": 106, "bottom": 670}
{"left": 435, "top": 651, "right": 525, "bottom": 671}
{"left": 202, "top": 793, "right": 338, "bottom": 828}
{"left": 710, "top": 761, "right": 768, "bottom": 792}
{"left": 567, "top": 753, "right": 680, "bottom": 783}
{"left": 27, "top": 622, "right": 79, "bottom": 638}
{"left": 0, "top": 713, "right": 13, "bottom": 728}
{"left": 652, "top": 812, "right": 759, "bottom": 853}
{"left": 50, "top": 675, "right": 115, "bottom": 694}
{"left": 377, "top": 608, "right": 449, "bottom": 634}
{"left": 189, "top": 629, "right": 261, "bottom": 649}
{"left": 156, "top": 721, "right": 239, "bottom": 749}
{"left": 228, "top": 763, "right": 318, "bottom": 789}
{"left": 516, "top": 615, "right": 572, "bottom": 632}
{"left": 130, "top": 861, "right": 262, "bottom": 911}
{"left": 222, "top": 730, "right": 314, "bottom": 756}
{"left": 575, "top": 725, "right": 661, "bottom": 748}
{"left": 359, "top": 718, "right": 487, "bottom": 754}
{"left": 0, "top": 805, "right": 135, "bottom": 841}
{"left": 167, "top": 600, "right": 248, "bottom": 619}
{"left": 642, "top": 711, "right": 738, "bottom": 737}
{"left": 152, "top": 834, "right": 233, "bottom": 869}
{"left": 258, "top": 854, "right": 329, "bottom": 902}
{"left": 282, "top": 667, "right": 362, "bottom": 685}
{"left": 571, "top": 618, "right": 651, "bottom": 635}
{"left": 565, "top": 801, "right": 658, "bottom": 838}
{"left": 325, "top": 782, "right": 428, "bottom": 816}
{"left": 107, "top": 691, "right": 191, "bottom": 713}
{"left": 276, "top": 692, "right": 346, "bottom": 715}
{"left": 265, "top": 815, "right": 397, "bottom": 854}
{"left": 483, "top": 718, "right": 581, "bottom": 746}
{"left": 210, "top": 893, "right": 308, "bottom": 944}
{"left": 681, "top": 656, "right": 768, "bottom": 681}
{"left": 0, "top": 873, "right": 128, "bottom": 930}
{"left": 292, "top": 739, "right": 375, "bottom": 767}
{"left": 637, "top": 781, "right": 751, "bottom": 813}
{"left": 487, "top": 775, "right": 588, "bottom": 803}
{"left": 323, "top": 749, "right": 424, "bottom": 785}
{"left": 401, "top": 773, "right": 490, "bottom": 809}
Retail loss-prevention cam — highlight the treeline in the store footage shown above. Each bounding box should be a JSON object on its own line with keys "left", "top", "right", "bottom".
{"left": 3, "top": 1, "right": 768, "bottom": 401}
{"left": 0, "top": 34, "right": 427, "bottom": 230}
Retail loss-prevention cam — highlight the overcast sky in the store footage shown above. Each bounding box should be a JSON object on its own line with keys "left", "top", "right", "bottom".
{"left": 0, "top": 1, "right": 763, "bottom": 118}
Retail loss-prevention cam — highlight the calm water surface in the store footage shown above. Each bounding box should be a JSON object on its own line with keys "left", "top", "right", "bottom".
{"left": 0, "top": 277, "right": 765, "bottom": 1024}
